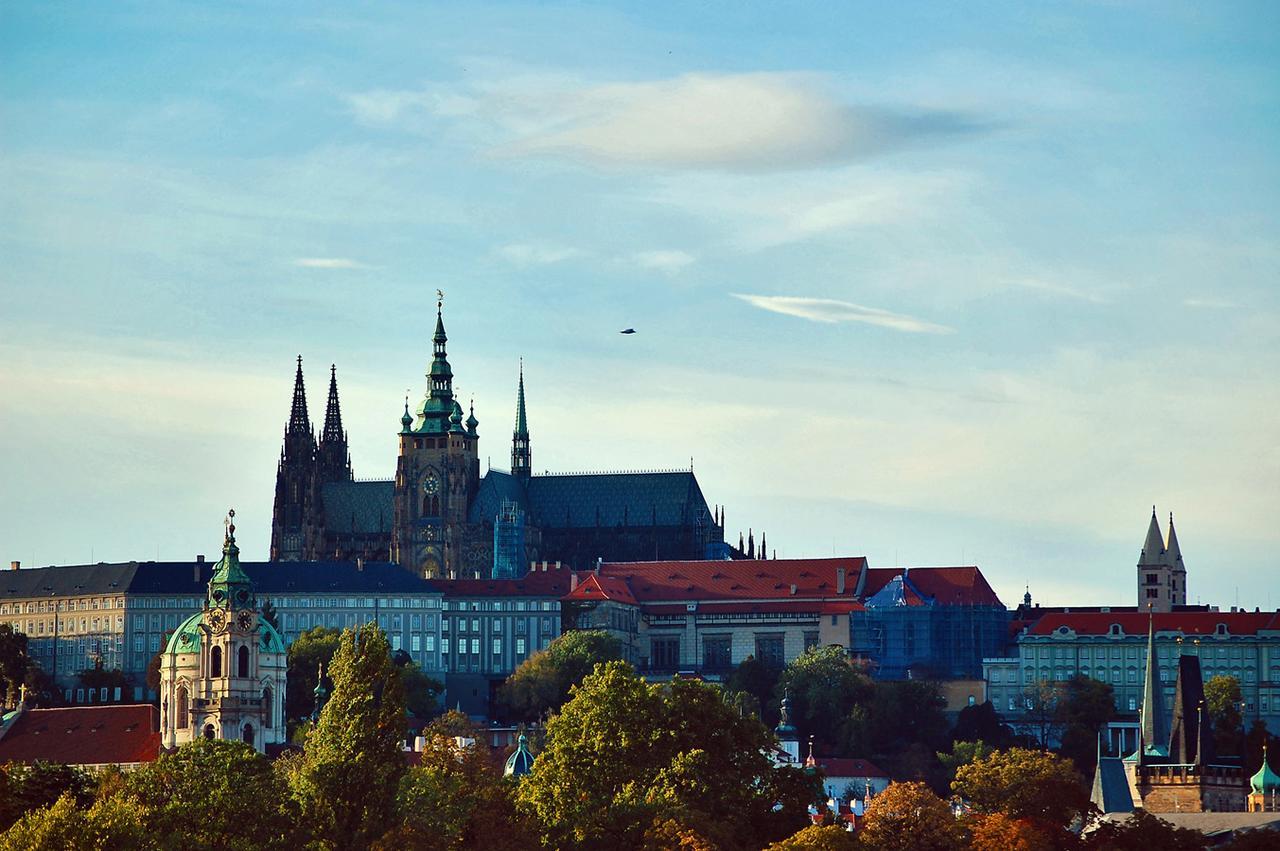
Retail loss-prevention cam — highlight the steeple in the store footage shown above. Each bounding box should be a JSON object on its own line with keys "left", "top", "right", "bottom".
{"left": 1165, "top": 512, "right": 1183, "bottom": 570}
{"left": 466, "top": 399, "right": 479, "bottom": 438}
{"left": 1140, "top": 506, "right": 1165, "bottom": 565}
{"left": 209, "top": 510, "right": 255, "bottom": 612}
{"left": 288, "top": 355, "right": 312, "bottom": 436}
{"left": 321, "top": 364, "right": 344, "bottom": 444}
{"left": 415, "top": 291, "right": 456, "bottom": 434}
{"left": 511, "top": 361, "right": 531, "bottom": 479}
{"left": 317, "top": 364, "right": 352, "bottom": 482}
{"left": 1135, "top": 609, "right": 1169, "bottom": 761}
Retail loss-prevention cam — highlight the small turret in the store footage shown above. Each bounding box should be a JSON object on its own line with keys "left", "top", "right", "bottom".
{"left": 466, "top": 399, "right": 478, "bottom": 438}
{"left": 1251, "top": 742, "right": 1280, "bottom": 795}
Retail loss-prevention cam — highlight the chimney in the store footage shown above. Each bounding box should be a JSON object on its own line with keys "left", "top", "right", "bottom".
{"left": 595, "top": 557, "right": 603, "bottom": 575}
{"left": 790, "top": 584, "right": 797, "bottom": 596}
{"left": 9, "top": 561, "right": 18, "bottom": 571}
{"left": 836, "top": 567, "right": 846, "bottom": 595}
{"left": 193, "top": 562, "right": 200, "bottom": 583}
{"left": 414, "top": 735, "right": 427, "bottom": 752}
{"left": 570, "top": 572, "right": 579, "bottom": 591}
{"left": 356, "top": 557, "right": 365, "bottom": 573}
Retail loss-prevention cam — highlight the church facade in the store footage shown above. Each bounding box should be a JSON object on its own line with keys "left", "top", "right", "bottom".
{"left": 269, "top": 298, "right": 724, "bottom": 578}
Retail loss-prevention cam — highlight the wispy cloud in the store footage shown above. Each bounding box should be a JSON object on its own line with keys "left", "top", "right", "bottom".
{"left": 496, "top": 242, "right": 582, "bottom": 266}
{"left": 293, "top": 257, "right": 366, "bottom": 269}
{"left": 732, "top": 294, "right": 953, "bottom": 334}
{"left": 632, "top": 250, "right": 695, "bottom": 274}
{"left": 346, "top": 72, "right": 984, "bottom": 173}
{"left": 1010, "top": 278, "right": 1108, "bottom": 304}
{"left": 1183, "top": 297, "right": 1236, "bottom": 309}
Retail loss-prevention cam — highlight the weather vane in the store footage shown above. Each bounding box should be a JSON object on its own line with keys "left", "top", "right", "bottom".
{"left": 225, "top": 508, "right": 236, "bottom": 539}
{"left": 437, "top": 288, "right": 444, "bottom": 309}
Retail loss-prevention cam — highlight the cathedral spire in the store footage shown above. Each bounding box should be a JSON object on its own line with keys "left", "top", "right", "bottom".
{"left": 322, "top": 364, "right": 344, "bottom": 444}
{"left": 288, "top": 355, "right": 311, "bottom": 435}
{"left": 1140, "top": 506, "right": 1165, "bottom": 565}
{"left": 1165, "top": 512, "right": 1183, "bottom": 569}
{"left": 416, "top": 291, "right": 456, "bottom": 434}
{"left": 511, "top": 360, "right": 531, "bottom": 479}
{"left": 1135, "top": 608, "right": 1169, "bottom": 761}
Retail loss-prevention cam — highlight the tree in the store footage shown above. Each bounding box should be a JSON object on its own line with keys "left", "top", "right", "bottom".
{"left": 0, "top": 624, "right": 30, "bottom": 707}
{"left": 1021, "top": 681, "right": 1064, "bottom": 749}
{"left": 844, "top": 680, "right": 949, "bottom": 770}
{"left": 381, "top": 727, "right": 537, "bottom": 851}
{"left": 765, "top": 824, "right": 861, "bottom": 850}
{"left": 952, "top": 701, "right": 1014, "bottom": 748}
{"left": 285, "top": 626, "right": 341, "bottom": 722}
{"left": 858, "top": 781, "right": 964, "bottom": 851}
{"left": 20, "top": 664, "right": 62, "bottom": 708}
{"left": 1058, "top": 675, "right": 1116, "bottom": 779}
{"left": 145, "top": 651, "right": 162, "bottom": 695}
{"left": 76, "top": 660, "right": 129, "bottom": 702}
{"left": 260, "top": 598, "right": 280, "bottom": 632}
{"left": 499, "top": 629, "right": 621, "bottom": 722}
{"left": 398, "top": 661, "right": 443, "bottom": 724}
{"left": 1082, "top": 808, "right": 1207, "bottom": 850}
{"left": 0, "top": 762, "right": 95, "bottom": 832}
{"left": 1205, "top": 675, "right": 1244, "bottom": 755}
{"left": 775, "top": 646, "right": 871, "bottom": 753}
{"left": 937, "top": 740, "right": 997, "bottom": 785}
{"left": 284, "top": 622, "right": 407, "bottom": 850}
{"left": 515, "top": 660, "right": 814, "bottom": 851}
{"left": 726, "top": 655, "right": 781, "bottom": 725}
{"left": 952, "top": 747, "right": 1087, "bottom": 835}
{"left": 0, "top": 792, "right": 148, "bottom": 851}
{"left": 966, "top": 812, "right": 1052, "bottom": 851}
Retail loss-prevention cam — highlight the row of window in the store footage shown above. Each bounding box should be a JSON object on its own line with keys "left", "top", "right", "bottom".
{"left": 5, "top": 616, "right": 124, "bottom": 635}
{"left": 0, "top": 597, "right": 126, "bottom": 615}
{"left": 1026, "top": 643, "right": 1269, "bottom": 661}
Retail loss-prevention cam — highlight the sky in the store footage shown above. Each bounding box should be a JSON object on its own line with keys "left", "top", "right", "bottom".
{"left": 1, "top": 1, "right": 1277, "bottom": 609}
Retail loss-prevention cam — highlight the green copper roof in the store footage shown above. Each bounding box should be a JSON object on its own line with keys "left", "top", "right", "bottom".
{"left": 1252, "top": 747, "right": 1280, "bottom": 793}
{"left": 504, "top": 734, "right": 536, "bottom": 778}
{"left": 258, "top": 616, "right": 287, "bottom": 654}
{"left": 208, "top": 512, "right": 256, "bottom": 611}
{"left": 164, "top": 612, "right": 204, "bottom": 655}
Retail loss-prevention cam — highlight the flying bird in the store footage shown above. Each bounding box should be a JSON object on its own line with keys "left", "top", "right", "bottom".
{"left": 620, "top": 328, "right": 636, "bottom": 334}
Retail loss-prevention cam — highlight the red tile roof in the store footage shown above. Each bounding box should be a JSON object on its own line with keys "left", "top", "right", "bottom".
{"left": 644, "top": 600, "right": 863, "bottom": 616}
{"left": 862, "top": 567, "right": 1004, "bottom": 607}
{"left": 0, "top": 704, "right": 160, "bottom": 766}
{"left": 575, "top": 557, "right": 867, "bottom": 604}
{"left": 443, "top": 567, "right": 574, "bottom": 598}
{"left": 566, "top": 573, "right": 637, "bottom": 605}
{"left": 1026, "top": 611, "right": 1280, "bottom": 636}
{"left": 815, "top": 757, "right": 889, "bottom": 779}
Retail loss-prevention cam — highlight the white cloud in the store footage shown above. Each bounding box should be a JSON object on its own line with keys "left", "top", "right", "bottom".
{"left": 293, "top": 257, "right": 365, "bottom": 269}
{"left": 632, "top": 250, "right": 695, "bottom": 274}
{"left": 1010, "top": 278, "right": 1108, "bottom": 304}
{"left": 497, "top": 242, "right": 582, "bottom": 266}
{"left": 732, "top": 294, "right": 953, "bottom": 334}
{"left": 1183, "top": 297, "right": 1236, "bottom": 309}
{"left": 346, "top": 72, "right": 980, "bottom": 172}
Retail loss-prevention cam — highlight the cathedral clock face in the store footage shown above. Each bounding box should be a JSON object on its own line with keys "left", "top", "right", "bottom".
{"left": 207, "top": 609, "right": 227, "bottom": 631}
{"left": 422, "top": 475, "right": 440, "bottom": 496}
{"left": 237, "top": 610, "right": 255, "bottom": 631}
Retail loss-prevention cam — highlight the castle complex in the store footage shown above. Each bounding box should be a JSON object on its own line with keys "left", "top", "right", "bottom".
{"left": 269, "top": 297, "right": 724, "bottom": 578}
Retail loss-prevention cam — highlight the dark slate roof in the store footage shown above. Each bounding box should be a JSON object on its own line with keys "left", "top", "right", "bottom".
{"left": 527, "top": 471, "right": 711, "bottom": 528}
{"left": 3, "top": 561, "right": 440, "bottom": 598}
{"left": 468, "top": 470, "right": 529, "bottom": 524}
{"left": 1091, "top": 757, "right": 1134, "bottom": 813}
{"left": 321, "top": 480, "right": 394, "bottom": 535}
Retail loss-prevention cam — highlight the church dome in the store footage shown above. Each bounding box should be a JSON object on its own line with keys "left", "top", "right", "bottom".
{"left": 1251, "top": 745, "right": 1280, "bottom": 794}
{"left": 258, "top": 617, "right": 287, "bottom": 655}
{"left": 504, "top": 734, "right": 535, "bottom": 778}
{"left": 164, "top": 612, "right": 204, "bottom": 655}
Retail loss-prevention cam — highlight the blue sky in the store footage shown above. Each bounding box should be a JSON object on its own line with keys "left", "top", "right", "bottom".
{"left": 1, "top": 1, "right": 1277, "bottom": 608}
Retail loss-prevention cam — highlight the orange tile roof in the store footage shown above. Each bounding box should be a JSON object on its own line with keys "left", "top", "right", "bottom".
{"left": 581, "top": 557, "right": 867, "bottom": 603}
{"left": 0, "top": 704, "right": 160, "bottom": 766}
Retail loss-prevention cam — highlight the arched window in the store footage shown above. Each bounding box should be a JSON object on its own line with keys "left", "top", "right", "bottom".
{"left": 238, "top": 645, "right": 250, "bottom": 678}
{"left": 176, "top": 686, "right": 189, "bottom": 729}
{"left": 422, "top": 495, "right": 440, "bottom": 517}
{"left": 242, "top": 723, "right": 254, "bottom": 745}
{"left": 210, "top": 646, "right": 222, "bottom": 677}
{"left": 262, "top": 686, "right": 273, "bottom": 729}
{"left": 203, "top": 723, "right": 215, "bottom": 740}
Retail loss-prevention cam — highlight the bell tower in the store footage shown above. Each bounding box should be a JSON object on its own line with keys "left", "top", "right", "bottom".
{"left": 1137, "top": 508, "right": 1187, "bottom": 613}
{"left": 392, "top": 293, "right": 481, "bottom": 577}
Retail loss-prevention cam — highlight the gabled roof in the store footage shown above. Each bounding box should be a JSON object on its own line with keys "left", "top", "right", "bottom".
{"left": 566, "top": 573, "right": 638, "bottom": 605}
{"left": 529, "top": 471, "right": 711, "bottom": 528}
{"left": 0, "top": 705, "right": 160, "bottom": 766}
{"left": 861, "top": 567, "right": 1004, "bottom": 607}
{"left": 1091, "top": 757, "right": 1135, "bottom": 813}
{"left": 585, "top": 557, "right": 867, "bottom": 603}
{"left": 443, "top": 566, "right": 574, "bottom": 598}
{"left": 1026, "top": 611, "right": 1280, "bottom": 637}
{"left": 320, "top": 480, "right": 394, "bottom": 535}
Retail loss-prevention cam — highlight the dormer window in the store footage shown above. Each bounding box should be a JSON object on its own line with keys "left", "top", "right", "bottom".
{"left": 1109, "top": 624, "right": 1122, "bottom": 636}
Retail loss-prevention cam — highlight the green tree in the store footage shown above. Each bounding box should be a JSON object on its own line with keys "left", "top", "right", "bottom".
{"left": 76, "top": 660, "right": 130, "bottom": 702}
{"left": 952, "top": 747, "right": 1088, "bottom": 836}
{"left": 952, "top": 701, "right": 1014, "bottom": 748}
{"left": 1082, "top": 808, "right": 1207, "bottom": 850}
{"left": 1021, "top": 681, "right": 1064, "bottom": 749}
{"left": 398, "top": 661, "right": 443, "bottom": 723}
{"left": 937, "top": 740, "right": 997, "bottom": 785}
{"left": 499, "top": 629, "right": 621, "bottom": 722}
{"left": 0, "top": 623, "right": 30, "bottom": 707}
{"left": 1058, "top": 675, "right": 1115, "bottom": 779}
{"left": 516, "top": 660, "right": 814, "bottom": 851}
{"left": 765, "top": 823, "right": 861, "bottom": 850}
{"left": 0, "top": 762, "right": 95, "bottom": 832}
{"left": 859, "top": 781, "right": 964, "bottom": 851}
{"left": 775, "top": 646, "right": 871, "bottom": 753}
{"left": 845, "top": 680, "right": 949, "bottom": 768}
{"left": 380, "top": 719, "right": 537, "bottom": 851}
{"left": 125, "top": 738, "right": 297, "bottom": 850}
{"left": 20, "top": 664, "right": 62, "bottom": 708}
{"left": 0, "top": 792, "right": 148, "bottom": 851}
{"left": 1205, "top": 674, "right": 1244, "bottom": 755}
{"left": 285, "top": 626, "right": 341, "bottom": 721}
{"left": 285, "top": 622, "right": 407, "bottom": 850}
{"left": 726, "top": 655, "right": 781, "bottom": 724}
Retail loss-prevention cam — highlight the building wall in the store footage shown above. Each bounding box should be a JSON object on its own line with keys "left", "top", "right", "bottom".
{"left": 441, "top": 595, "right": 562, "bottom": 716}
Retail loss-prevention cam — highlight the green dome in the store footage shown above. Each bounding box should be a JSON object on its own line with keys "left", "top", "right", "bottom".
{"left": 164, "top": 613, "right": 204, "bottom": 655}
{"left": 1252, "top": 748, "right": 1280, "bottom": 794}
{"left": 258, "top": 617, "right": 287, "bottom": 654}
{"left": 504, "top": 734, "right": 535, "bottom": 778}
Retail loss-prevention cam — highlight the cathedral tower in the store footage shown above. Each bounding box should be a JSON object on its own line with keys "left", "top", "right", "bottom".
{"left": 270, "top": 357, "right": 319, "bottom": 560}
{"left": 392, "top": 295, "right": 481, "bottom": 577}
{"left": 160, "top": 512, "right": 287, "bottom": 753}
{"left": 317, "top": 364, "right": 353, "bottom": 485}
{"left": 1137, "top": 508, "right": 1186, "bottom": 612}
{"left": 511, "top": 362, "right": 531, "bottom": 480}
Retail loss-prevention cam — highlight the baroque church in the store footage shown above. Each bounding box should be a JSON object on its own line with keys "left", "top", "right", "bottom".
{"left": 270, "top": 298, "right": 725, "bottom": 578}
